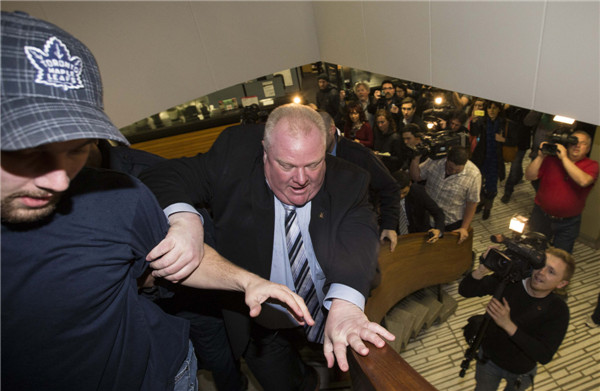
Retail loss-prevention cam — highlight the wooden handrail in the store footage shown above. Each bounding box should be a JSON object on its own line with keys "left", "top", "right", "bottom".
{"left": 349, "top": 342, "right": 438, "bottom": 391}
{"left": 131, "top": 123, "right": 234, "bottom": 159}
{"left": 348, "top": 229, "right": 473, "bottom": 390}
{"left": 366, "top": 229, "right": 473, "bottom": 324}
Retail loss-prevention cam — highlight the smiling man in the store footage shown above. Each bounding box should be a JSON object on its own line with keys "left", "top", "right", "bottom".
{"left": 140, "top": 104, "right": 395, "bottom": 390}
{"left": 525, "top": 130, "right": 598, "bottom": 253}
{"left": 459, "top": 247, "right": 574, "bottom": 391}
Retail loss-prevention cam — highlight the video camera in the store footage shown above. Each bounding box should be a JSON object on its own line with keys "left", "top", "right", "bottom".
{"left": 422, "top": 109, "right": 450, "bottom": 132}
{"left": 540, "top": 129, "right": 578, "bottom": 156}
{"left": 481, "top": 232, "right": 547, "bottom": 282}
{"left": 406, "top": 130, "right": 462, "bottom": 160}
{"left": 241, "top": 104, "right": 269, "bottom": 125}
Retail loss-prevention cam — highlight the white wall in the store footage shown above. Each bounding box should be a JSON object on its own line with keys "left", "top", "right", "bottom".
{"left": 2, "top": 1, "right": 598, "bottom": 127}
{"left": 1, "top": 1, "right": 321, "bottom": 127}
{"left": 314, "top": 1, "right": 599, "bottom": 126}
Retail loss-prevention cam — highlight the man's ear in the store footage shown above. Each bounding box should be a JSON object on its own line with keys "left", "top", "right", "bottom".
{"left": 262, "top": 141, "right": 267, "bottom": 163}
{"left": 556, "top": 280, "right": 569, "bottom": 290}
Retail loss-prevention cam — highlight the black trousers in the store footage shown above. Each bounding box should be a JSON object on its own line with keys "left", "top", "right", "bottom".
{"left": 244, "top": 324, "right": 317, "bottom": 391}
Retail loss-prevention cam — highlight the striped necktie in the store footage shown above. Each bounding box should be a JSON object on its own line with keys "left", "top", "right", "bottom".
{"left": 398, "top": 198, "right": 409, "bottom": 235}
{"left": 284, "top": 205, "right": 325, "bottom": 343}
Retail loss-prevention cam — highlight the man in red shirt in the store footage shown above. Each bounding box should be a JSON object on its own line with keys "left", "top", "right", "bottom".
{"left": 525, "top": 130, "right": 598, "bottom": 253}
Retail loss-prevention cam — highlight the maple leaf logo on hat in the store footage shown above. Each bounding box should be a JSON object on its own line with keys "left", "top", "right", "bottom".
{"left": 25, "top": 36, "right": 84, "bottom": 91}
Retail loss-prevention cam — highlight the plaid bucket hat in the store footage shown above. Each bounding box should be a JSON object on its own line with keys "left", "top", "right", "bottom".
{"left": 1, "top": 11, "right": 129, "bottom": 151}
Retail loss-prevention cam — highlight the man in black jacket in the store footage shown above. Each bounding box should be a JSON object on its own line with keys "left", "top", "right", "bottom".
{"left": 501, "top": 106, "right": 533, "bottom": 203}
{"left": 316, "top": 73, "right": 341, "bottom": 122}
{"left": 141, "top": 104, "right": 395, "bottom": 390}
{"left": 319, "top": 111, "right": 401, "bottom": 251}
{"left": 391, "top": 170, "right": 445, "bottom": 242}
{"left": 459, "top": 247, "right": 573, "bottom": 390}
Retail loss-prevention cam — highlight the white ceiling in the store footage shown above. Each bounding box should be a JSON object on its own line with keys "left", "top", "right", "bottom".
{"left": 2, "top": 1, "right": 598, "bottom": 127}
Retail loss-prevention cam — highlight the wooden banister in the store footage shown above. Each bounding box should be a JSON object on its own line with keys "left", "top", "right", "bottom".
{"left": 131, "top": 124, "right": 234, "bottom": 159}
{"left": 349, "top": 342, "right": 438, "bottom": 391}
{"left": 366, "top": 229, "right": 473, "bottom": 324}
{"left": 348, "top": 229, "right": 473, "bottom": 390}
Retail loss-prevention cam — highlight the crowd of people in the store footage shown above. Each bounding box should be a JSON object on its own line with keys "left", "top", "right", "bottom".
{"left": 314, "top": 73, "right": 599, "bottom": 390}
{"left": 2, "top": 11, "right": 598, "bottom": 391}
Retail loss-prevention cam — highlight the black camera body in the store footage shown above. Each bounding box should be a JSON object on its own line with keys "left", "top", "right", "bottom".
{"left": 481, "top": 233, "right": 547, "bottom": 282}
{"left": 343, "top": 88, "right": 357, "bottom": 102}
{"left": 241, "top": 104, "right": 269, "bottom": 125}
{"left": 406, "top": 130, "right": 462, "bottom": 160}
{"left": 541, "top": 130, "right": 578, "bottom": 156}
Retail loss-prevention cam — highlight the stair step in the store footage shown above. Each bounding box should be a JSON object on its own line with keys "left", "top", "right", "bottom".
{"left": 411, "top": 289, "right": 444, "bottom": 329}
{"left": 385, "top": 307, "right": 416, "bottom": 352}
{"left": 436, "top": 288, "right": 459, "bottom": 323}
{"left": 398, "top": 298, "right": 430, "bottom": 338}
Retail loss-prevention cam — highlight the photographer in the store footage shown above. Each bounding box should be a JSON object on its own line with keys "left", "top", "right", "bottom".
{"left": 525, "top": 130, "right": 598, "bottom": 253}
{"left": 459, "top": 247, "right": 574, "bottom": 390}
{"left": 368, "top": 80, "right": 402, "bottom": 126}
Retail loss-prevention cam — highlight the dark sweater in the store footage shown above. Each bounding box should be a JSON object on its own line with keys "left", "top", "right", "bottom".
{"left": 459, "top": 273, "right": 569, "bottom": 374}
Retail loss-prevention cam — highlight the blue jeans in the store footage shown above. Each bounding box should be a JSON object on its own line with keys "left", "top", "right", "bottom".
{"left": 529, "top": 204, "right": 581, "bottom": 253}
{"left": 504, "top": 149, "right": 526, "bottom": 195}
{"left": 475, "top": 349, "right": 536, "bottom": 391}
{"left": 174, "top": 341, "right": 198, "bottom": 391}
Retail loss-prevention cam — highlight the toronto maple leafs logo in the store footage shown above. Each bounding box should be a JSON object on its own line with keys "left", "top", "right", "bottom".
{"left": 24, "top": 36, "right": 84, "bottom": 91}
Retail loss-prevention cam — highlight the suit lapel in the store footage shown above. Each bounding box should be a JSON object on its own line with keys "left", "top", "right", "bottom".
{"left": 249, "top": 155, "right": 276, "bottom": 278}
{"left": 309, "top": 179, "right": 331, "bottom": 264}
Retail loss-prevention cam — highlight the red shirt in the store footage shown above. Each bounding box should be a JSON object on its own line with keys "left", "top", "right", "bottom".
{"left": 535, "top": 156, "right": 599, "bottom": 217}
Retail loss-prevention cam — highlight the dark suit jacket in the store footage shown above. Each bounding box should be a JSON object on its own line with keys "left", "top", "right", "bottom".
{"left": 470, "top": 117, "right": 507, "bottom": 181}
{"left": 141, "top": 124, "right": 380, "bottom": 356}
{"left": 404, "top": 183, "right": 446, "bottom": 233}
{"left": 335, "top": 136, "right": 400, "bottom": 231}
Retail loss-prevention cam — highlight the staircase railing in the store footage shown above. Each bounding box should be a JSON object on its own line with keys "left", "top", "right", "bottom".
{"left": 348, "top": 230, "right": 473, "bottom": 389}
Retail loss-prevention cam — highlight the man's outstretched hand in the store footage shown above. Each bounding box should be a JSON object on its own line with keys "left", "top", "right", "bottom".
{"left": 322, "top": 299, "right": 395, "bottom": 372}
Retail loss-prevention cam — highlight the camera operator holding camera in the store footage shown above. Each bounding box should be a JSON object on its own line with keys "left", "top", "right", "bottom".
{"left": 525, "top": 130, "right": 598, "bottom": 253}
{"left": 459, "top": 246, "right": 574, "bottom": 391}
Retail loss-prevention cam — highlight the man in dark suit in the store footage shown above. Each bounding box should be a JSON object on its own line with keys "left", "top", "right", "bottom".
{"left": 140, "top": 104, "right": 394, "bottom": 390}
{"left": 392, "top": 170, "right": 445, "bottom": 242}
{"left": 398, "top": 97, "right": 427, "bottom": 132}
{"left": 319, "top": 111, "right": 401, "bottom": 251}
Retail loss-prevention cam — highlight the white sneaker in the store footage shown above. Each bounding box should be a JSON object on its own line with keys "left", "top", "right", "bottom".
{"left": 585, "top": 315, "right": 599, "bottom": 328}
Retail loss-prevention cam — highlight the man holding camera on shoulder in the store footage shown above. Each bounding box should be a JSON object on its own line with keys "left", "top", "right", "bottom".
{"left": 525, "top": 130, "right": 598, "bottom": 253}
{"left": 459, "top": 246, "right": 574, "bottom": 390}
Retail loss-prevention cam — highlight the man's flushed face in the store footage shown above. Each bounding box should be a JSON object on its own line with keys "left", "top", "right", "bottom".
{"left": 1, "top": 139, "right": 93, "bottom": 223}
{"left": 381, "top": 83, "right": 395, "bottom": 99}
{"left": 567, "top": 132, "right": 591, "bottom": 162}
{"left": 263, "top": 120, "right": 326, "bottom": 207}
{"left": 401, "top": 103, "right": 416, "bottom": 120}
{"left": 530, "top": 252, "right": 569, "bottom": 294}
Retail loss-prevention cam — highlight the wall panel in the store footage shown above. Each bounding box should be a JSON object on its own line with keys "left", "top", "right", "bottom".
{"left": 535, "top": 1, "right": 600, "bottom": 125}
{"left": 2, "top": 1, "right": 598, "bottom": 126}
{"left": 430, "top": 1, "right": 544, "bottom": 109}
